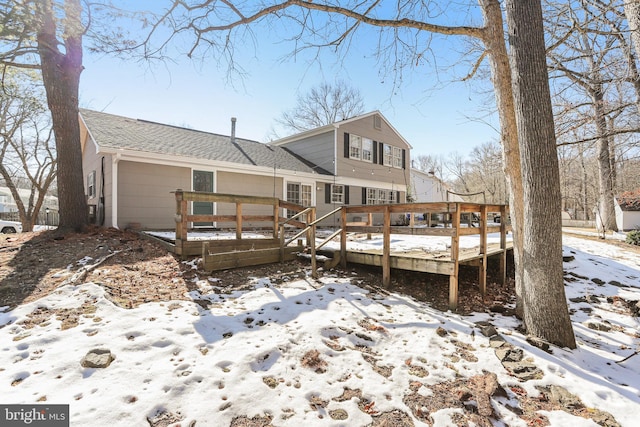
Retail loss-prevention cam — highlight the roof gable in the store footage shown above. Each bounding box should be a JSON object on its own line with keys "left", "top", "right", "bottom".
{"left": 79, "top": 109, "right": 330, "bottom": 175}
{"left": 270, "top": 110, "right": 412, "bottom": 149}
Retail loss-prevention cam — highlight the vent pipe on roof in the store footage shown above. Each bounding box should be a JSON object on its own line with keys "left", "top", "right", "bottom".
{"left": 231, "top": 117, "right": 237, "bottom": 144}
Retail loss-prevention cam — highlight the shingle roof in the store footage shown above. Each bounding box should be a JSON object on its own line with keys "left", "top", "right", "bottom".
{"left": 617, "top": 189, "right": 640, "bottom": 211}
{"left": 80, "top": 109, "right": 330, "bottom": 175}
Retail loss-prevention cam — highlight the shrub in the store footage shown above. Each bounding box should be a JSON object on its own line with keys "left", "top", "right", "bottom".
{"left": 626, "top": 229, "right": 640, "bottom": 246}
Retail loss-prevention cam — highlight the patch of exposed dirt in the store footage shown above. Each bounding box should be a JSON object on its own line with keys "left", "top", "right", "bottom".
{"left": 1, "top": 227, "right": 514, "bottom": 316}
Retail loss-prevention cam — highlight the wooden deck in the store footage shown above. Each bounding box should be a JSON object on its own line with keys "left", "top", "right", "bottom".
{"left": 166, "top": 191, "right": 512, "bottom": 312}
{"left": 340, "top": 241, "right": 513, "bottom": 274}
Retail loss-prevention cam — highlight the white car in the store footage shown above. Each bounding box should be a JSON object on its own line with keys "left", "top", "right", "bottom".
{"left": 0, "top": 219, "right": 22, "bottom": 234}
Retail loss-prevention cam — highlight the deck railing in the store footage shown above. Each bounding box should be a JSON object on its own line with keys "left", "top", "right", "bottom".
{"left": 173, "top": 190, "right": 308, "bottom": 257}
{"left": 173, "top": 191, "right": 511, "bottom": 310}
{"left": 333, "top": 202, "right": 511, "bottom": 310}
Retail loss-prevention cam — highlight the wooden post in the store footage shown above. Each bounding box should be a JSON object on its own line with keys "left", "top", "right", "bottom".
{"left": 479, "top": 205, "right": 488, "bottom": 296}
{"left": 174, "top": 190, "right": 189, "bottom": 259}
{"left": 310, "top": 208, "right": 317, "bottom": 279}
{"left": 499, "top": 205, "right": 508, "bottom": 285}
{"left": 367, "top": 212, "right": 373, "bottom": 240}
{"left": 236, "top": 203, "right": 242, "bottom": 240}
{"left": 174, "top": 191, "right": 183, "bottom": 256}
{"left": 279, "top": 225, "right": 285, "bottom": 262}
{"left": 409, "top": 211, "right": 415, "bottom": 227}
{"left": 426, "top": 211, "right": 432, "bottom": 227}
{"left": 449, "top": 203, "right": 461, "bottom": 311}
{"left": 273, "top": 202, "right": 279, "bottom": 239}
{"left": 340, "top": 207, "right": 347, "bottom": 268}
{"left": 383, "top": 205, "right": 391, "bottom": 287}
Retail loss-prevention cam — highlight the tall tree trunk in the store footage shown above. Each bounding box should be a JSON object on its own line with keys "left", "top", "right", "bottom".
{"left": 479, "top": 0, "right": 525, "bottom": 317}
{"left": 592, "top": 86, "right": 618, "bottom": 231}
{"left": 36, "top": 0, "right": 87, "bottom": 232}
{"left": 505, "top": 0, "right": 576, "bottom": 348}
{"left": 580, "top": 145, "right": 588, "bottom": 220}
{"left": 624, "top": 1, "right": 640, "bottom": 67}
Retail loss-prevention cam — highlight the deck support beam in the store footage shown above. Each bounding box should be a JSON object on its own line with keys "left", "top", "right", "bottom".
{"left": 479, "top": 205, "right": 488, "bottom": 296}
{"left": 382, "top": 205, "right": 391, "bottom": 287}
{"left": 449, "top": 204, "right": 461, "bottom": 311}
{"left": 499, "top": 205, "right": 508, "bottom": 285}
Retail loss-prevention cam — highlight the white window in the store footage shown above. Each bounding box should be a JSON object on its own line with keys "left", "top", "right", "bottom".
{"left": 383, "top": 144, "right": 393, "bottom": 166}
{"left": 366, "top": 188, "right": 377, "bottom": 205}
{"left": 287, "top": 182, "right": 312, "bottom": 218}
{"left": 87, "top": 171, "right": 96, "bottom": 198}
{"left": 332, "top": 184, "right": 345, "bottom": 204}
{"left": 362, "top": 138, "right": 373, "bottom": 162}
{"left": 365, "top": 188, "right": 397, "bottom": 204}
{"left": 349, "top": 134, "right": 362, "bottom": 159}
{"left": 393, "top": 147, "right": 403, "bottom": 168}
{"left": 378, "top": 189, "right": 387, "bottom": 204}
{"left": 287, "top": 183, "right": 312, "bottom": 207}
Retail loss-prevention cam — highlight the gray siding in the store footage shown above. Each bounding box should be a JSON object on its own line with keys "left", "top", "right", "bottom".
{"left": 216, "top": 171, "right": 283, "bottom": 227}
{"left": 81, "top": 125, "right": 115, "bottom": 228}
{"left": 118, "top": 161, "right": 191, "bottom": 229}
{"left": 337, "top": 116, "right": 410, "bottom": 186}
{"left": 278, "top": 131, "right": 335, "bottom": 174}
{"left": 314, "top": 182, "right": 407, "bottom": 227}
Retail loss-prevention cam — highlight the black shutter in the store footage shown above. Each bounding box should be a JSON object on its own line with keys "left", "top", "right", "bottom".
{"left": 362, "top": 187, "right": 367, "bottom": 205}
{"left": 325, "top": 184, "right": 331, "bottom": 204}
{"left": 396, "top": 191, "right": 401, "bottom": 203}
{"left": 344, "top": 133, "right": 350, "bottom": 158}
{"left": 345, "top": 186, "right": 350, "bottom": 205}
{"left": 402, "top": 149, "right": 407, "bottom": 169}
{"left": 372, "top": 142, "right": 378, "bottom": 164}
{"left": 378, "top": 143, "right": 384, "bottom": 165}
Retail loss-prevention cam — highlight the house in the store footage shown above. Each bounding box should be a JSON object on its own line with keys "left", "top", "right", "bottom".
{"left": 409, "top": 168, "right": 461, "bottom": 203}
{"left": 270, "top": 111, "right": 412, "bottom": 223}
{"left": 615, "top": 190, "right": 640, "bottom": 231}
{"left": 79, "top": 109, "right": 412, "bottom": 230}
{"left": 0, "top": 185, "right": 59, "bottom": 223}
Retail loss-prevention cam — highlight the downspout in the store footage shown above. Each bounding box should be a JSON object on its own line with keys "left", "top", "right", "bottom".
{"left": 111, "top": 152, "right": 120, "bottom": 229}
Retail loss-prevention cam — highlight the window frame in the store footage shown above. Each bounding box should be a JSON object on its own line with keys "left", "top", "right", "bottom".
{"left": 331, "top": 184, "right": 345, "bottom": 204}
{"left": 392, "top": 146, "right": 403, "bottom": 168}
{"left": 383, "top": 144, "right": 393, "bottom": 166}
{"left": 366, "top": 188, "right": 377, "bottom": 205}
{"left": 361, "top": 138, "right": 373, "bottom": 163}
{"left": 87, "top": 170, "right": 96, "bottom": 199}
{"left": 349, "top": 134, "right": 362, "bottom": 160}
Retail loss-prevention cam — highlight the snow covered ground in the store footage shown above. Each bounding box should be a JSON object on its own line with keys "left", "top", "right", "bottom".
{"left": 0, "top": 233, "right": 638, "bottom": 426}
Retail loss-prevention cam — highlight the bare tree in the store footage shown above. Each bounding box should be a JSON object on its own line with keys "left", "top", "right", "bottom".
{"left": 506, "top": 0, "right": 576, "bottom": 347}
{"left": 544, "top": 0, "right": 640, "bottom": 231}
{"left": 274, "top": 81, "right": 365, "bottom": 135}
{"left": 413, "top": 154, "right": 445, "bottom": 178}
{"left": 0, "top": 69, "right": 56, "bottom": 231}
{"left": 624, "top": 0, "right": 640, "bottom": 71}
{"left": 0, "top": 0, "right": 86, "bottom": 231}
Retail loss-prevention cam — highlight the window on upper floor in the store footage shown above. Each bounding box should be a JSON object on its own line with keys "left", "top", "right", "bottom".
{"left": 345, "top": 133, "right": 405, "bottom": 169}
{"left": 361, "top": 138, "right": 373, "bottom": 162}
{"left": 383, "top": 144, "right": 393, "bottom": 166}
{"left": 393, "top": 147, "right": 403, "bottom": 168}
{"left": 349, "top": 134, "right": 362, "bottom": 159}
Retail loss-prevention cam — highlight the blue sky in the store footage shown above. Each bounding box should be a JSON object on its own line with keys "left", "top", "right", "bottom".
{"left": 79, "top": 2, "right": 499, "bottom": 159}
